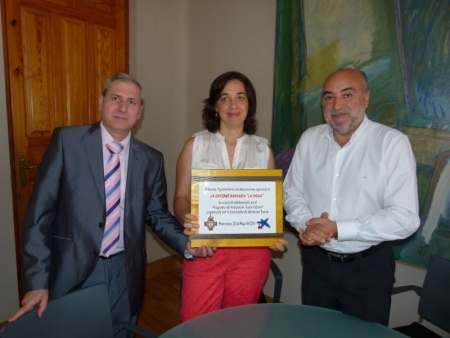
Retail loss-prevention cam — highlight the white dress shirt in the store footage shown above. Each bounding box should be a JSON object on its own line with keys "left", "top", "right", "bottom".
{"left": 283, "top": 116, "right": 420, "bottom": 253}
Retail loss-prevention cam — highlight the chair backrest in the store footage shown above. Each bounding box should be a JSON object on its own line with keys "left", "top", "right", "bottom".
{"left": 418, "top": 255, "right": 450, "bottom": 332}
{"left": 0, "top": 284, "right": 114, "bottom": 338}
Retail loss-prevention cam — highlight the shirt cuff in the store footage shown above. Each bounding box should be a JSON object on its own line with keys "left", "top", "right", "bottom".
{"left": 184, "top": 249, "right": 196, "bottom": 261}
{"left": 285, "top": 213, "right": 308, "bottom": 232}
{"left": 335, "top": 220, "right": 358, "bottom": 241}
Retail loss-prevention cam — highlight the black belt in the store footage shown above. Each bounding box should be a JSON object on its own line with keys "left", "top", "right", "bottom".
{"left": 98, "top": 251, "right": 124, "bottom": 260}
{"left": 319, "top": 242, "right": 386, "bottom": 263}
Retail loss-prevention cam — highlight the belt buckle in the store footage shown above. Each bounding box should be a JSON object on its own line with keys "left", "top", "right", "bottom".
{"left": 327, "top": 252, "right": 346, "bottom": 263}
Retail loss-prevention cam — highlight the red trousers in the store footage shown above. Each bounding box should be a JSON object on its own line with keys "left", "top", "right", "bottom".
{"left": 181, "top": 247, "right": 271, "bottom": 322}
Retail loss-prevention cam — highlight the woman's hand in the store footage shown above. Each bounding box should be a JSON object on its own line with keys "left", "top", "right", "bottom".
{"left": 270, "top": 238, "right": 288, "bottom": 252}
{"left": 186, "top": 242, "right": 217, "bottom": 258}
{"left": 183, "top": 213, "right": 199, "bottom": 236}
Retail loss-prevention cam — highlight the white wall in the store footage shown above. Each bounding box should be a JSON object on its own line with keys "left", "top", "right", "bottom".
{"left": 0, "top": 4, "right": 20, "bottom": 321}
{"left": 130, "top": 1, "right": 190, "bottom": 260}
{"left": 184, "top": 1, "right": 276, "bottom": 141}
{"left": 130, "top": 0, "right": 277, "bottom": 261}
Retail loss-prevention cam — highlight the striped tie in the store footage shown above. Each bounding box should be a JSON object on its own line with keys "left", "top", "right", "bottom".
{"left": 101, "top": 141, "right": 124, "bottom": 257}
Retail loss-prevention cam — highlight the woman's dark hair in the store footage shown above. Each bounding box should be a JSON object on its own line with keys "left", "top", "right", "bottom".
{"left": 202, "top": 71, "right": 257, "bottom": 134}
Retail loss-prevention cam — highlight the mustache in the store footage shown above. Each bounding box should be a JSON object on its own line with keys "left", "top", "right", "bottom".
{"left": 330, "top": 109, "right": 351, "bottom": 116}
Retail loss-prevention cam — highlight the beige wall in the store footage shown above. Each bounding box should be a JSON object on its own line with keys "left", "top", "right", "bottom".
{"left": 0, "top": 4, "right": 20, "bottom": 320}
{"left": 129, "top": 0, "right": 277, "bottom": 261}
{"left": 1, "top": 2, "right": 447, "bottom": 335}
{"left": 130, "top": 1, "right": 190, "bottom": 260}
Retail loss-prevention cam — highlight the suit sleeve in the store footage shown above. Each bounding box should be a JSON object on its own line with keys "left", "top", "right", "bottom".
{"left": 145, "top": 155, "right": 188, "bottom": 255}
{"left": 22, "top": 128, "right": 63, "bottom": 291}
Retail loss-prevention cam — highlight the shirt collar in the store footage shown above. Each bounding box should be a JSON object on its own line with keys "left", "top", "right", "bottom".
{"left": 215, "top": 131, "right": 248, "bottom": 143}
{"left": 100, "top": 121, "right": 131, "bottom": 151}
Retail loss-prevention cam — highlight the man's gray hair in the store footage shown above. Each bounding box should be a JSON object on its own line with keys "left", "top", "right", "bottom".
{"left": 355, "top": 69, "right": 370, "bottom": 94}
{"left": 102, "top": 73, "right": 144, "bottom": 105}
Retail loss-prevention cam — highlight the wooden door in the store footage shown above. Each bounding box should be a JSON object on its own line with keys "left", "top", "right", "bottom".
{"left": 2, "top": 0, "right": 129, "bottom": 297}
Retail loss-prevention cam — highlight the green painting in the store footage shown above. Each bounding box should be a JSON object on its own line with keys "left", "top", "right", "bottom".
{"left": 273, "top": 0, "right": 450, "bottom": 268}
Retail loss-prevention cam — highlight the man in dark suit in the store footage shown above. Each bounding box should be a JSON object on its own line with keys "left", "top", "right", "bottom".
{"left": 9, "top": 73, "right": 195, "bottom": 336}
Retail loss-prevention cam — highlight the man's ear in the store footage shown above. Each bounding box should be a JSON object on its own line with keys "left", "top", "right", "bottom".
{"left": 138, "top": 104, "right": 144, "bottom": 119}
{"left": 99, "top": 95, "right": 104, "bottom": 111}
{"left": 364, "top": 90, "right": 370, "bottom": 109}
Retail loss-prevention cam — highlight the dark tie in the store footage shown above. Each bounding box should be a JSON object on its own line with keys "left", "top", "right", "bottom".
{"left": 101, "top": 141, "right": 123, "bottom": 257}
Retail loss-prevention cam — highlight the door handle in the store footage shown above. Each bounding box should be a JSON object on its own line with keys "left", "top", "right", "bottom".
{"left": 19, "top": 155, "right": 38, "bottom": 188}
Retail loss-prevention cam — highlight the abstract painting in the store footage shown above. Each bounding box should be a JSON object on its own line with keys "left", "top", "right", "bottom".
{"left": 273, "top": 0, "right": 450, "bottom": 268}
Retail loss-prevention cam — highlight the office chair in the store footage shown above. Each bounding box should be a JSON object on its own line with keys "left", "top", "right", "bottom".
{"left": 391, "top": 255, "right": 450, "bottom": 337}
{"left": 258, "top": 259, "right": 283, "bottom": 303}
{"left": 0, "top": 283, "right": 159, "bottom": 338}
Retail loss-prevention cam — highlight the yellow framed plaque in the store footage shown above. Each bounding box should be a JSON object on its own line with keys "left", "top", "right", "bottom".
{"left": 190, "top": 169, "right": 284, "bottom": 247}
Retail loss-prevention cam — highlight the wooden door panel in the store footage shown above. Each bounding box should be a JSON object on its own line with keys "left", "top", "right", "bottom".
{"left": 79, "top": 0, "right": 115, "bottom": 15}
{"left": 91, "top": 24, "right": 122, "bottom": 122}
{"left": 41, "top": 0, "right": 70, "bottom": 6}
{"left": 60, "top": 16, "right": 89, "bottom": 126}
{"left": 2, "top": 0, "right": 129, "bottom": 298}
{"left": 24, "top": 144, "right": 47, "bottom": 192}
{"left": 21, "top": 6, "right": 55, "bottom": 137}
{"left": 94, "top": 25, "right": 118, "bottom": 84}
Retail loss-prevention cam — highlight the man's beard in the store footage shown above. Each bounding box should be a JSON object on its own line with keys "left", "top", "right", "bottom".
{"left": 326, "top": 109, "right": 364, "bottom": 136}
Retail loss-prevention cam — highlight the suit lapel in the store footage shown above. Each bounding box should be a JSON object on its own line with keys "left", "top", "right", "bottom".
{"left": 84, "top": 123, "right": 105, "bottom": 200}
{"left": 125, "top": 138, "right": 143, "bottom": 214}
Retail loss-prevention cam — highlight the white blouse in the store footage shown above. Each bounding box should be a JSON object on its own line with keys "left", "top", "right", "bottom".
{"left": 191, "top": 130, "right": 270, "bottom": 169}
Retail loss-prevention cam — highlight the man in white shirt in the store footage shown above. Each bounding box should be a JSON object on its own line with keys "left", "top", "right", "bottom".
{"left": 283, "top": 68, "right": 420, "bottom": 325}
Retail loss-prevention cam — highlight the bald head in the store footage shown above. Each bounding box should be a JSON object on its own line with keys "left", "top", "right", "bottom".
{"left": 323, "top": 68, "right": 369, "bottom": 94}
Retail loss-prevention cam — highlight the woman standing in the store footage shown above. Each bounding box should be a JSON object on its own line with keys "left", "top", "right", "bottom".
{"left": 174, "top": 71, "right": 286, "bottom": 321}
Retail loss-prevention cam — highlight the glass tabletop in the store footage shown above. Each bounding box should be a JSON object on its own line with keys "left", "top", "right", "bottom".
{"left": 159, "top": 304, "right": 407, "bottom": 338}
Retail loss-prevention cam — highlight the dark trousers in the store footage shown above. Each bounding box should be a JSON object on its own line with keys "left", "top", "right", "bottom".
{"left": 301, "top": 244, "right": 395, "bottom": 326}
{"left": 82, "top": 252, "right": 137, "bottom": 338}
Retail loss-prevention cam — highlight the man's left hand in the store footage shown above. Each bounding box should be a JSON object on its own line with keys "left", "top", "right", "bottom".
{"left": 300, "top": 212, "right": 337, "bottom": 246}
